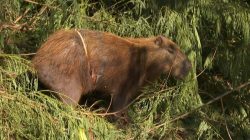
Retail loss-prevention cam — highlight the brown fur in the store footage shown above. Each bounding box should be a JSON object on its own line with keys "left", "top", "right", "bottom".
{"left": 32, "top": 29, "right": 191, "bottom": 115}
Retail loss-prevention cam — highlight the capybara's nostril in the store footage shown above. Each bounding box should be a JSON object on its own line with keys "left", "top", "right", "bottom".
{"left": 185, "top": 60, "right": 192, "bottom": 71}
{"left": 181, "top": 60, "right": 192, "bottom": 78}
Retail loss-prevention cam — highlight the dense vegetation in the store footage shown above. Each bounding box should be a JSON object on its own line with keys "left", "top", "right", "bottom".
{"left": 0, "top": 0, "right": 249, "bottom": 139}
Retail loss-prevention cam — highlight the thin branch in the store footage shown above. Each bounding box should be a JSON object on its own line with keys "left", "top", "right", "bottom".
{"left": 196, "top": 48, "right": 217, "bottom": 78}
{"left": 24, "top": 0, "right": 39, "bottom": 5}
{"left": 220, "top": 99, "right": 233, "bottom": 140}
{"left": 30, "top": 6, "right": 48, "bottom": 27}
{"left": 0, "top": 23, "right": 28, "bottom": 32}
{"left": 18, "top": 53, "right": 36, "bottom": 56}
{"left": 14, "top": 8, "right": 30, "bottom": 23}
{"left": 171, "top": 81, "right": 250, "bottom": 122}
{"left": 105, "top": 95, "right": 113, "bottom": 114}
{"left": 148, "top": 81, "right": 250, "bottom": 132}
{"left": 24, "top": 0, "right": 56, "bottom": 9}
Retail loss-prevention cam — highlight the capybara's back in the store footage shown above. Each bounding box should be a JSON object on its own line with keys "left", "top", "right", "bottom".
{"left": 33, "top": 29, "right": 191, "bottom": 117}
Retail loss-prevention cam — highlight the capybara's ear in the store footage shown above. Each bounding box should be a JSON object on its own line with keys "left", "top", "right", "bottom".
{"left": 154, "top": 36, "right": 164, "bottom": 46}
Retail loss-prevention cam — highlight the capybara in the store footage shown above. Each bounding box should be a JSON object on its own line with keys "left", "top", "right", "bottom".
{"left": 32, "top": 29, "right": 191, "bottom": 116}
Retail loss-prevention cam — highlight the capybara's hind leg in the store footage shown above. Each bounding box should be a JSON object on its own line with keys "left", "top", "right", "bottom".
{"left": 58, "top": 88, "right": 83, "bottom": 107}
{"left": 49, "top": 76, "right": 84, "bottom": 107}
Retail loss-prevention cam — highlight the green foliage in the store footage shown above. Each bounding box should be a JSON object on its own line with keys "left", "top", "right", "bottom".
{"left": 0, "top": 0, "right": 249, "bottom": 139}
{"left": 0, "top": 54, "right": 125, "bottom": 140}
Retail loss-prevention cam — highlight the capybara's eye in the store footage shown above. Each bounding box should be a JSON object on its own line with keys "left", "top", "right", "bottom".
{"left": 167, "top": 45, "right": 175, "bottom": 54}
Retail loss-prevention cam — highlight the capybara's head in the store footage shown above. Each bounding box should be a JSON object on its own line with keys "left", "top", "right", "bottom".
{"left": 153, "top": 36, "right": 192, "bottom": 79}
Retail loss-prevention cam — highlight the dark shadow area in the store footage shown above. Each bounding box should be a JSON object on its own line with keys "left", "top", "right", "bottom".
{"left": 79, "top": 90, "right": 111, "bottom": 112}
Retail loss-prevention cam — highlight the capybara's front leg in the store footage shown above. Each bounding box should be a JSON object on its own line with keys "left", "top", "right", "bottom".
{"left": 110, "top": 92, "right": 134, "bottom": 122}
{"left": 111, "top": 94, "right": 129, "bottom": 113}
